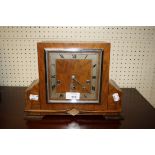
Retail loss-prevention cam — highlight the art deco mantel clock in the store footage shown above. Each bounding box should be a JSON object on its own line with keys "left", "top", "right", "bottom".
{"left": 25, "top": 42, "right": 122, "bottom": 118}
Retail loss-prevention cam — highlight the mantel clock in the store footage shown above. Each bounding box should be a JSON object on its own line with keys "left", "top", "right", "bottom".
{"left": 25, "top": 42, "right": 122, "bottom": 118}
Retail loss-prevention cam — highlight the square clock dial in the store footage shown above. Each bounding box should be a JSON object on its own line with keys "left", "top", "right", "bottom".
{"left": 45, "top": 49, "right": 103, "bottom": 104}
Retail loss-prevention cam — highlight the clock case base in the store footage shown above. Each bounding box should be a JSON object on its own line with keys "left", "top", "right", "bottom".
{"left": 24, "top": 79, "right": 122, "bottom": 118}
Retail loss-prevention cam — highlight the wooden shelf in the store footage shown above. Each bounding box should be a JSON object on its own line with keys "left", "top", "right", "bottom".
{"left": 0, "top": 87, "right": 155, "bottom": 129}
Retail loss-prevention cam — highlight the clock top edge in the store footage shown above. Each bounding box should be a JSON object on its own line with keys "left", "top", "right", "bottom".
{"left": 37, "top": 41, "right": 110, "bottom": 45}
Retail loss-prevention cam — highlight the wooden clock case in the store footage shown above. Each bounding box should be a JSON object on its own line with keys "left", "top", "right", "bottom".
{"left": 24, "top": 41, "right": 122, "bottom": 118}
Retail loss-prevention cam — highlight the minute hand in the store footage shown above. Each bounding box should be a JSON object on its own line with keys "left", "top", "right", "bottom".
{"left": 73, "top": 78, "right": 83, "bottom": 86}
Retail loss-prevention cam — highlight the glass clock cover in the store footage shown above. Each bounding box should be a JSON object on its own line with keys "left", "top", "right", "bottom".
{"left": 45, "top": 48, "right": 103, "bottom": 104}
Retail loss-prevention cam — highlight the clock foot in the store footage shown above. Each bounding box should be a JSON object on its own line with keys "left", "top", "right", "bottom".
{"left": 24, "top": 114, "right": 44, "bottom": 120}
{"left": 104, "top": 114, "right": 124, "bottom": 120}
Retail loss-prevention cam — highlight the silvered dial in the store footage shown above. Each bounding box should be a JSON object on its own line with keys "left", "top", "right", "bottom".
{"left": 45, "top": 49, "right": 103, "bottom": 103}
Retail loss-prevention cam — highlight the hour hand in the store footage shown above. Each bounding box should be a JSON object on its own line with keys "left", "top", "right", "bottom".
{"left": 71, "top": 75, "right": 86, "bottom": 89}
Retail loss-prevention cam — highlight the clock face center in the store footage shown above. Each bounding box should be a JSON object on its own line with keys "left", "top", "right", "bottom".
{"left": 56, "top": 59, "right": 92, "bottom": 93}
{"left": 71, "top": 75, "right": 76, "bottom": 80}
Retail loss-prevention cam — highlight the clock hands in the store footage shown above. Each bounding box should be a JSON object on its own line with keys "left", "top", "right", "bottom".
{"left": 72, "top": 75, "right": 84, "bottom": 87}
{"left": 71, "top": 75, "right": 89, "bottom": 90}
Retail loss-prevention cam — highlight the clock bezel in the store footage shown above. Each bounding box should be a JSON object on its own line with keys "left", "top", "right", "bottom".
{"left": 44, "top": 48, "right": 103, "bottom": 104}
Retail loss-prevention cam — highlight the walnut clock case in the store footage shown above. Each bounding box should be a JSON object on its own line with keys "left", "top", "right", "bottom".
{"left": 25, "top": 42, "right": 122, "bottom": 118}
